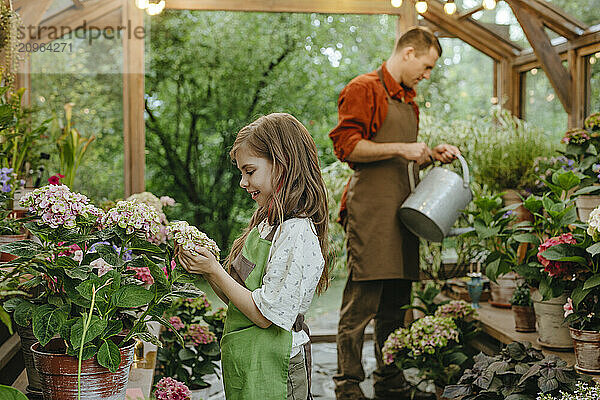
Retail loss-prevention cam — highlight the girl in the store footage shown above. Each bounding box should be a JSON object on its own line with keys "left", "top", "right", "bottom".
{"left": 177, "top": 113, "right": 330, "bottom": 400}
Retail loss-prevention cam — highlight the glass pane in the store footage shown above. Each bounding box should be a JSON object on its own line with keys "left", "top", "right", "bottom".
{"left": 545, "top": 0, "right": 600, "bottom": 26}
{"left": 522, "top": 68, "right": 567, "bottom": 139}
{"left": 589, "top": 52, "right": 600, "bottom": 115}
{"left": 417, "top": 38, "right": 494, "bottom": 119}
{"left": 29, "top": 32, "right": 124, "bottom": 203}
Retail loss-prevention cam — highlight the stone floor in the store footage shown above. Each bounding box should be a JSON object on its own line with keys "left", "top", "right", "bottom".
{"left": 190, "top": 341, "right": 378, "bottom": 400}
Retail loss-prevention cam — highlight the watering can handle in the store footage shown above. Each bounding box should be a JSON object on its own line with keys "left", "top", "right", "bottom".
{"left": 407, "top": 154, "right": 471, "bottom": 193}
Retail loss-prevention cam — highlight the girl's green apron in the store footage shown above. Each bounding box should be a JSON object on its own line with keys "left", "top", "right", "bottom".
{"left": 221, "top": 226, "right": 292, "bottom": 399}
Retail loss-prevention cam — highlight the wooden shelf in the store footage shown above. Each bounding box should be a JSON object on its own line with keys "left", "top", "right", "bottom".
{"left": 471, "top": 301, "right": 575, "bottom": 366}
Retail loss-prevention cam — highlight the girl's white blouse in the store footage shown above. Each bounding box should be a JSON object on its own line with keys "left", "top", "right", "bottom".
{"left": 251, "top": 217, "right": 325, "bottom": 358}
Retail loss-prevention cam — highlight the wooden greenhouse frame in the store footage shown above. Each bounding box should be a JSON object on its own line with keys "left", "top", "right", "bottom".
{"left": 5, "top": 0, "right": 600, "bottom": 195}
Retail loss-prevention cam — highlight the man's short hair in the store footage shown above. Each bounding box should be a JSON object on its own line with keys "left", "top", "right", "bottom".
{"left": 394, "top": 26, "right": 442, "bottom": 57}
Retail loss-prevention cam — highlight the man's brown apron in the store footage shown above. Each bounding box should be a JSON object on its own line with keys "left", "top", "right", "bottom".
{"left": 345, "top": 67, "right": 420, "bottom": 281}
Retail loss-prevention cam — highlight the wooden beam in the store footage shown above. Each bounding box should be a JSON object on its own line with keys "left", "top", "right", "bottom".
{"left": 72, "top": 0, "right": 85, "bottom": 9}
{"left": 497, "top": 58, "right": 516, "bottom": 113}
{"left": 568, "top": 48, "right": 585, "bottom": 128}
{"left": 14, "top": 0, "right": 53, "bottom": 30}
{"left": 396, "top": 0, "right": 417, "bottom": 40}
{"left": 122, "top": 0, "right": 145, "bottom": 196}
{"left": 166, "top": 0, "right": 415, "bottom": 14}
{"left": 421, "top": 0, "right": 521, "bottom": 61}
{"left": 509, "top": 2, "right": 571, "bottom": 112}
{"left": 515, "top": 28, "right": 600, "bottom": 67}
{"left": 29, "top": 0, "right": 122, "bottom": 44}
{"left": 457, "top": 5, "right": 483, "bottom": 20}
{"left": 505, "top": 0, "right": 586, "bottom": 40}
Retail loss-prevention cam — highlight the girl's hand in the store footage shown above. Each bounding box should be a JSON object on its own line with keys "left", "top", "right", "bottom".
{"left": 432, "top": 144, "right": 460, "bottom": 163}
{"left": 176, "top": 245, "right": 220, "bottom": 275}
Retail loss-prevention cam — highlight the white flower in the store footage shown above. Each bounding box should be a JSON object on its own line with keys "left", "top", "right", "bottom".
{"left": 91, "top": 258, "right": 113, "bottom": 277}
{"left": 167, "top": 221, "right": 220, "bottom": 259}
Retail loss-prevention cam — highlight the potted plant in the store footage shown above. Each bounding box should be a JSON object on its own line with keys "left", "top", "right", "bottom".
{"left": 442, "top": 342, "right": 581, "bottom": 400}
{"left": 560, "top": 111, "right": 600, "bottom": 222}
{"left": 472, "top": 108, "right": 555, "bottom": 223}
{"left": 461, "top": 194, "right": 524, "bottom": 307}
{"left": 382, "top": 316, "right": 469, "bottom": 398}
{"left": 0, "top": 184, "right": 218, "bottom": 399}
{"left": 513, "top": 169, "right": 594, "bottom": 349}
{"left": 510, "top": 282, "right": 536, "bottom": 332}
{"left": 0, "top": 192, "right": 27, "bottom": 262}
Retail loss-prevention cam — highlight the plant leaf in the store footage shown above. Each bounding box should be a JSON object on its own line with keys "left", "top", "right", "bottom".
{"left": 70, "top": 316, "right": 108, "bottom": 349}
{"left": 97, "top": 339, "right": 121, "bottom": 373}
{"left": 111, "top": 285, "right": 154, "bottom": 308}
{"left": 0, "top": 240, "right": 43, "bottom": 257}
{"left": 32, "top": 305, "right": 68, "bottom": 346}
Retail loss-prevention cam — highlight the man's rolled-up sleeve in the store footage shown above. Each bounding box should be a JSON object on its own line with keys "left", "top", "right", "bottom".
{"left": 329, "top": 82, "right": 374, "bottom": 162}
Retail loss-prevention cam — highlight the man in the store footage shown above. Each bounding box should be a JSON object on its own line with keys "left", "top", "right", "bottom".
{"left": 329, "top": 27, "right": 461, "bottom": 400}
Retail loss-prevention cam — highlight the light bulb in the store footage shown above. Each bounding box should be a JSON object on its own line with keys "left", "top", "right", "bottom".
{"left": 135, "top": 0, "right": 149, "bottom": 9}
{"left": 415, "top": 0, "right": 428, "bottom": 13}
{"left": 391, "top": 0, "right": 403, "bottom": 7}
{"left": 482, "top": 0, "right": 496, "bottom": 10}
{"left": 444, "top": 0, "right": 457, "bottom": 14}
{"left": 146, "top": 3, "right": 161, "bottom": 15}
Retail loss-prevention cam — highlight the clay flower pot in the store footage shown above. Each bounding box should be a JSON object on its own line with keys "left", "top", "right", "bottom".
{"left": 570, "top": 327, "right": 600, "bottom": 373}
{"left": 31, "top": 336, "right": 135, "bottom": 400}
{"left": 512, "top": 305, "right": 536, "bottom": 332}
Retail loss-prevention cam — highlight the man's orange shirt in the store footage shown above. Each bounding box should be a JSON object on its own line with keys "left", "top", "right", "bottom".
{"left": 329, "top": 62, "right": 420, "bottom": 225}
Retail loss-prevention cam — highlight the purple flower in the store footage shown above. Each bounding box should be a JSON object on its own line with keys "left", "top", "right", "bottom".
{"left": 154, "top": 377, "right": 191, "bottom": 400}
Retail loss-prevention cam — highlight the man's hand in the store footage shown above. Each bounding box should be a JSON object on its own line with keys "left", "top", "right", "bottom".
{"left": 432, "top": 144, "right": 460, "bottom": 163}
{"left": 398, "top": 142, "right": 432, "bottom": 165}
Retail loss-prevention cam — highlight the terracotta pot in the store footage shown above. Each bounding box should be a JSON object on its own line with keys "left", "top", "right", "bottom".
{"left": 502, "top": 189, "right": 533, "bottom": 223}
{"left": 512, "top": 305, "right": 536, "bottom": 332}
{"left": 31, "top": 336, "right": 135, "bottom": 400}
{"left": 15, "top": 324, "right": 43, "bottom": 399}
{"left": 490, "top": 272, "right": 521, "bottom": 308}
{"left": 570, "top": 327, "right": 600, "bottom": 373}
{"left": 531, "top": 291, "right": 572, "bottom": 349}
{"left": 575, "top": 194, "right": 600, "bottom": 222}
{"left": 0, "top": 233, "right": 27, "bottom": 262}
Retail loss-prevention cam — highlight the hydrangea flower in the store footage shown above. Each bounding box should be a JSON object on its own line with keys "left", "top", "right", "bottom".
{"left": 584, "top": 112, "right": 600, "bottom": 131}
{"left": 537, "top": 381, "right": 600, "bottom": 400}
{"left": 382, "top": 316, "right": 460, "bottom": 364}
{"left": 20, "top": 184, "right": 104, "bottom": 229}
{"left": 183, "top": 295, "right": 211, "bottom": 313}
{"left": 587, "top": 205, "right": 600, "bottom": 241}
{"left": 154, "top": 377, "right": 191, "bottom": 400}
{"left": 167, "top": 220, "right": 220, "bottom": 259}
{"left": 168, "top": 316, "right": 185, "bottom": 331}
{"left": 537, "top": 233, "right": 577, "bottom": 278}
{"left": 563, "top": 297, "right": 574, "bottom": 318}
{"left": 561, "top": 128, "right": 590, "bottom": 144}
{"left": 126, "top": 191, "right": 164, "bottom": 213}
{"left": 210, "top": 307, "right": 227, "bottom": 322}
{"left": 185, "top": 324, "right": 217, "bottom": 345}
{"left": 100, "top": 200, "right": 161, "bottom": 240}
{"left": 0, "top": 167, "right": 14, "bottom": 193}
{"left": 160, "top": 195, "right": 176, "bottom": 207}
{"left": 434, "top": 300, "right": 477, "bottom": 320}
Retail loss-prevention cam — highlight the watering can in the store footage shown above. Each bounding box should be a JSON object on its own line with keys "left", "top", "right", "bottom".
{"left": 398, "top": 154, "right": 473, "bottom": 242}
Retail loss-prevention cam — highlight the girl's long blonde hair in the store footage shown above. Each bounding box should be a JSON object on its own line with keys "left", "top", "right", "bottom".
{"left": 225, "top": 113, "right": 330, "bottom": 294}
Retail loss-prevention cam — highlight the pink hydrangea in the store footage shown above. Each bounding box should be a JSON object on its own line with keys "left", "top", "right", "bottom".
{"left": 537, "top": 233, "right": 577, "bottom": 278}
{"left": 434, "top": 300, "right": 477, "bottom": 320}
{"left": 100, "top": 200, "right": 161, "bottom": 241}
{"left": 128, "top": 265, "right": 154, "bottom": 285}
{"left": 168, "top": 316, "right": 185, "bottom": 331}
{"left": 160, "top": 195, "right": 176, "bottom": 207}
{"left": 19, "top": 184, "right": 104, "bottom": 229}
{"left": 154, "top": 377, "right": 191, "bottom": 400}
{"left": 183, "top": 294, "right": 211, "bottom": 313}
{"left": 185, "top": 324, "right": 217, "bottom": 345}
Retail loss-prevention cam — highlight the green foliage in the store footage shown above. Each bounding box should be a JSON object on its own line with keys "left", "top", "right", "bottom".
{"left": 50, "top": 103, "right": 96, "bottom": 188}
{"left": 443, "top": 342, "right": 581, "bottom": 400}
{"left": 510, "top": 283, "right": 532, "bottom": 307}
{"left": 155, "top": 296, "right": 224, "bottom": 389}
{"left": 0, "top": 385, "right": 28, "bottom": 400}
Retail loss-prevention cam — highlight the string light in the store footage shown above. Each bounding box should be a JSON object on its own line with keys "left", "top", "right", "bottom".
{"left": 145, "top": 0, "right": 165, "bottom": 15}
{"left": 415, "top": 0, "right": 428, "bottom": 13}
{"left": 444, "top": 0, "right": 457, "bottom": 15}
{"left": 482, "top": 0, "right": 497, "bottom": 10}
{"left": 135, "top": 0, "right": 165, "bottom": 15}
{"left": 391, "top": 0, "right": 403, "bottom": 7}
{"left": 135, "top": 0, "right": 149, "bottom": 9}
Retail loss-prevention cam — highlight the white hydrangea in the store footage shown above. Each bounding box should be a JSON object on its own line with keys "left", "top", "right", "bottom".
{"left": 587, "top": 205, "right": 600, "bottom": 241}
{"left": 167, "top": 221, "right": 220, "bottom": 259}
